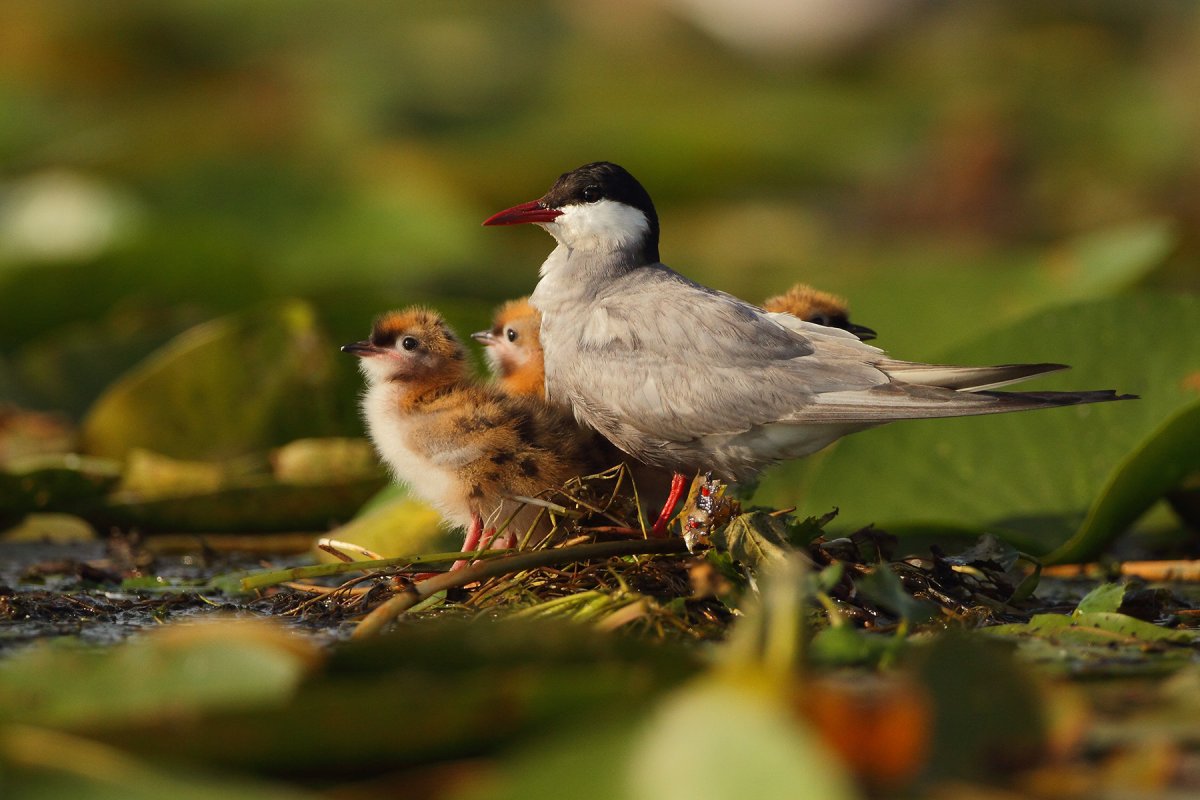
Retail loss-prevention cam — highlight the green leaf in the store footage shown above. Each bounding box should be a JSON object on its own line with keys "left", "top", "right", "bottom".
{"left": 1, "top": 727, "right": 318, "bottom": 800}
{"left": 786, "top": 293, "right": 1200, "bottom": 556}
{"left": 1044, "top": 401, "right": 1200, "bottom": 563}
{"left": 0, "top": 454, "right": 121, "bottom": 519}
{"left": 623, "top": 680, "right": 859, "bottom": 800}
{"left": 81, "top": 301, "right": 348, "bottom": 461}
{"left": 478, "top": 678, "right": 856, "bottom": 800}
{"left": 270, "top": 437, "right": 381, "bottom": 485}
{"left": 1074, "top": 583, "right": 1127, "bottom": 615}
{"left": 809, "top": 625, "right": 901, "bottom": 668}
{"left": 316, "top": 493, "right": 456, "bottom": 560}
{"left": 710, "top": 511, "right": 828, "bottom": 571}
{"left": 352, "top": 482, "right": 411, "bottom": 518}
{"left": 1000, "top": 612, "right": 1194, "bottom": 644}
{"left": 81, "top": 619, "right": 694, "bottom": 774}
{"left": 1034, "top": 218, "right": 1176, "bottom": 301}
{"left": 911, "top": 633, "right": 1047, "bottom": 782}
{"left": 98, "top": 476, "right": 385, "bottom": 533}
{"left": 1, "top": 513, "right": 97, "bottom": 544}
{"left": 711, "top": 512, "right": 798, "bottom": 569}
{"left": 0, "top": 620, "right": 319, "bottom": 728}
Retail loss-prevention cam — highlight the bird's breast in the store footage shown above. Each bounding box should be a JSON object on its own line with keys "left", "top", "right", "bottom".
{"left": 360, "top": 386, "right": 474, "bottom": 525}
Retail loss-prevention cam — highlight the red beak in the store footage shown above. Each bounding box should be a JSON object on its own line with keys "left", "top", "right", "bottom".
{"left": 482, "top": 199, "right": 563, "bottom": 226}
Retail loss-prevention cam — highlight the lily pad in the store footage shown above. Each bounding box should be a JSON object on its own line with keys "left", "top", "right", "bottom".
{"left": 772, "top": 293, "right": 1200, "bottom": 557}
{"left": 81, "top": 301, "right": 347, "bottom": 461}
{"left": 0, "top": 454, "right": 122, "bottom": 518}
{"left": 270, "top": 437, "right": 381, "bottom": 485}
{"left": 989, "top": 612, "right": 1195, "bottom": 645}
{"left": 98, "top": 475, "right": 387, "bottom": 533}
{"left": 1044, "top": 400, "right": 1200, "bottom": 563}
{"left": 0, "top": 619, "right": 320, "bottom": 728}
{"left": 314, "top": 494, "right": 456, "bottom": 561}
{"left": 118, "top": 448, "right": 232, "bottom": 500}
{"left": 0, "top": 513, "right": 98, "bottom": 544}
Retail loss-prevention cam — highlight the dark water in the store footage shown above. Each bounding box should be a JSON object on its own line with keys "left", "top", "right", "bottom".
{"left": 0, "top": 540, "right": 346, "bottom": 657}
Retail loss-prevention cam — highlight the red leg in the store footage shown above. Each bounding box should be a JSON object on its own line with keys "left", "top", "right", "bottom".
{"left": 452, "top": 513, "right": 485, "bottom": 571}
{"left": 476, "top": 526, "right": 499, "bottom": 553}
{"left": 470, "top": 527, "right": 515, "bottom": 567}
{"left": 650, "top": 472, "right": 687, "bottom": 538}
{"left": 491, "top": 530, "right": 517, "bottom": 550}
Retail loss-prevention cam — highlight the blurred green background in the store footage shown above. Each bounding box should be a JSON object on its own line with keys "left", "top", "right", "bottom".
{"left": 1, "top": 1, "right": 1197, "bottom": 549}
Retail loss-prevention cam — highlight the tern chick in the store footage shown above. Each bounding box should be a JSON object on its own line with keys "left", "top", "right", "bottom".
{"left": 472, "top": 297, "right": 545, "bottom": 398}
{"left": 762, "top": 283, "right": 876, "bottom": 341}
{"left": 343, "top": 308, "right": 592, "bottom": 556}
{"left": 483, "top": 161, "right": 1134, "bottom": 529}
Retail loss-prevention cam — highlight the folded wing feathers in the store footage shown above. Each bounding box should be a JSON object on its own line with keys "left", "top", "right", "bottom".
{"left": 876, "top": 361, "right": 1069, "bottom": 391}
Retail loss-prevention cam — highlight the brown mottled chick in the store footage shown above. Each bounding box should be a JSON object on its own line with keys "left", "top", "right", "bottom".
{"left": 471, "top": 297, "right": 544, "bottom": 399}
{"left": 343, "top": 307, "right": 593, "bottom": 556}
{"left": 762, "top": 283, "right": 876, "bottom": 341}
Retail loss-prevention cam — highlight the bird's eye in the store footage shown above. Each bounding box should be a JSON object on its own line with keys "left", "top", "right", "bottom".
{"left": 505, "top": 327, "right": 518, "bottom": 342}
{"left": 581, "top": 185, "right": 602, "bottom": 203}
{"left": 808, "top": 315, "right": 830, "bottom": 326}
{"left": 400, "top": 336, "right": 418, "bottom": 351}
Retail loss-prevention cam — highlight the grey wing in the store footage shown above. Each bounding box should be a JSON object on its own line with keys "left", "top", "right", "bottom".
{"left": 563, "top": 267, "right": 892, "bottom": 442}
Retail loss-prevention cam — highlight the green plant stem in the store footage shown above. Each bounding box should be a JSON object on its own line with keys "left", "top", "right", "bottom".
{"left": 238, "top": 549, "right": 511, "bottom": 591}
{"left": 352, "top": 537, "right": 689, "bottom": 638}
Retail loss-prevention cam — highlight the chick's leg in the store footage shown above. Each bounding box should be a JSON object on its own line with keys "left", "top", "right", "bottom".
{"left": 451, "top": 513, "right": 485, "bottom": 571}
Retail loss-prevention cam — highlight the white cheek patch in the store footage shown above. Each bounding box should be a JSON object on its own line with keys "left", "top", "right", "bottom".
{"left": 551, "top": 199, "right": 650, "bottom": 253}
{"left": 358, "top": 353, "right": 403, "bottom": 384}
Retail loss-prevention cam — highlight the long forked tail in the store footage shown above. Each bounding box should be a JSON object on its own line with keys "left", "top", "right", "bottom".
{"left": 974, "top": 388, "right": 1138, "bottom": 410}
{"left": 797, "top": 384, "right": 1137, "bottom": 424}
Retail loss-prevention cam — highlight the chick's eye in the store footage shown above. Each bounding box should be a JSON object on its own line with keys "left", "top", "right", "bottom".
{"left": 400, "top": 336, "right": 418, "bottom": 351}
{"left": 581, "top": 185, "right": 602, "bottom": 203}
{"left": 505, "top": 327, "right": 518, "bottom": 342}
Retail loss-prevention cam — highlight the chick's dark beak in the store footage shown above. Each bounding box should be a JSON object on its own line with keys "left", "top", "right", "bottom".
{"left": 482, "top": 200, "right": 563, "bottom": 226}
{"left": 341, "top": 340, "right": 382, "bottom": 357}
{"left": 843, "top": 322, "right": 877, "bottom": 341}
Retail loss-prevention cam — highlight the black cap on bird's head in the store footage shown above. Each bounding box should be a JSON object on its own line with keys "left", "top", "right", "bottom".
{"left": 483, "top": 162, "right": 660, "bottom": 265}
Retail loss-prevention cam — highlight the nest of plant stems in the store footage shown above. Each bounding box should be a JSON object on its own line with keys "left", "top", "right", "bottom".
{"left": 241, "top": 463, "right": 1125, "bottom": 641}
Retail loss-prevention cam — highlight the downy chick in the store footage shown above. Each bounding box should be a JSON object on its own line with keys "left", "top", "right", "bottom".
{"left": 471, "top": 297, "right": 544, "bottom": 398}
{"left": 343, "top": 307, "right": 592, "bottom": 554}
{"left": 762, "top": 283, "right": 876, "bottom": 341}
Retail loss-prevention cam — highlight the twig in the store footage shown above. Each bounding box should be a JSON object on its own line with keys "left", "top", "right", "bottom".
{"left": 238, "top": 549, "right": 509, "bottom": 591}
{"left": 352, "top": 537, "right": 689, "bottom": 638}
{"left": 1043, "top": 559, "right": 1200, "bottom": 582}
